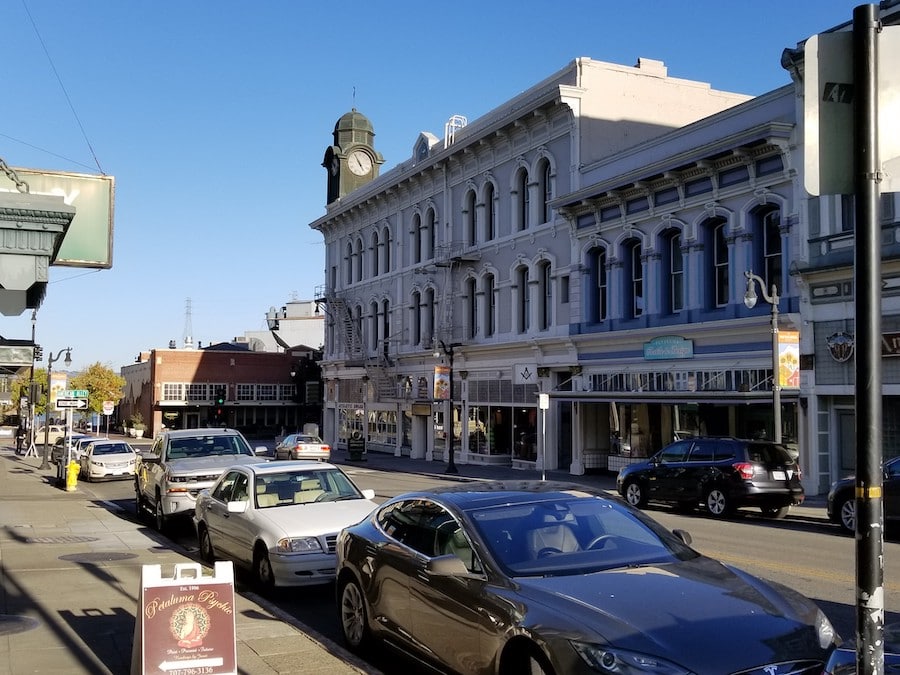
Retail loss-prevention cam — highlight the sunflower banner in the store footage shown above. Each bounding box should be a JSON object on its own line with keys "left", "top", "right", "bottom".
{"left": 778, "top": 330, "right": 800, "bottom": 389}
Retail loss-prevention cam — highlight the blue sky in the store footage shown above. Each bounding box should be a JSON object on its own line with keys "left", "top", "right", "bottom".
{"left": 1, "top": 0, "right": 858, "bottom": 372}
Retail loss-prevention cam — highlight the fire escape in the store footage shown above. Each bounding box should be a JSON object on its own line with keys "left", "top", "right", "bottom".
{"left": 315, "top": 242, "right": 480, "bottom": 403}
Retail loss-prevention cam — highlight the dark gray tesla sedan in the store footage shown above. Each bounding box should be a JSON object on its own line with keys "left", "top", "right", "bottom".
{"left": 335, "top": 481, "right": 838, "bottom": 675}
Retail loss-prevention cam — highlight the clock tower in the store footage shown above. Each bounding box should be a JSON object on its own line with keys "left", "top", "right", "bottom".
{"left": 323, "top": 108, "right": 384, "bottom": 204}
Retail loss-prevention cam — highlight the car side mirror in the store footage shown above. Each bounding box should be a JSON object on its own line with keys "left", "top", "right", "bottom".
{"left": 227, "top": 501, "right": 248, "bottom": 514}
{"left": 361, "top": 489, "right": 376, "bottom": 500}
{"left": 672, "top": 528, "right": 693, "bottom": 546}
{"left": 427, "top": 554, "right": 471, "bottom": 577}
{"left": 254, "top": 446, "right": 269, "bottom": 455}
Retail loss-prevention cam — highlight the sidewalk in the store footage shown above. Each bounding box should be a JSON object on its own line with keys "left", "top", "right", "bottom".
{"left": 0, "top": 445, "right": 375, "bottom": 675}
{"left": 0, "top": 442, "right": 829, "bottom": 674}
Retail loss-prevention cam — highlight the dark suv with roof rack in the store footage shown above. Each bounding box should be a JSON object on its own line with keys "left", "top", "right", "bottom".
{"left": 616, "top": 436, "right": 804, "bottom": 519}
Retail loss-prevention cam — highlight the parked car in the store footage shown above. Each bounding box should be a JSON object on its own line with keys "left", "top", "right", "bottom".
{"left": 79, "top": 440, "right": 138, "bottom": 481}
{"left": 36, "top": 425, "right": 67, "bottom": 445}
{"left": 194, "top": 460, "right": 377, "bottom": 588}
{"left": 274, "top": 433, "right": 331, "bottom": 462}
{"left": 335, "top": 481, "right": 838, "bottom": 674}
{"left": 827, "top": 455, "right": 900, "bottom": 533}
{"left": 51, "top": 433, "right": 97, "bottom": 464}
{"left": 135, "top": 427, "right": 269, "bottom": 532}
{"left": 616, "top": 436, "right": 804, "bottom": 518}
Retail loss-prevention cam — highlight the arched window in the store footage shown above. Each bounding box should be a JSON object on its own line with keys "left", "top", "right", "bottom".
{"left": 381, "top": 299, "right": 390, "bottom": 358}
{"left": 624, "top": 239, "right": 643, "bottom": 319}
{"left": 465, "top": 190, "right": 477, "bottom": 246}
{"left": 515, "top": 168, "right": 529, "bottom": 231}
{"left": 485, "top": 183, "right": 496, "bottom": 241}
{"left": 761, "top": 207, "right": 782, "bottom": 294}
{"left": 345, "top": 242, "right": 353, "bottom": 285}
{"left": 538, "top": 260, "right": 552, "bottom": 330}
{"left": 484, "top": 274, "right": 496, "bottom": 337}
{"left": 466, "top": 277, "right": 477, "bottom": 339}
{"left": 589, "top": 247, "right": 607, "bottom": 322}
{"left": 372, "top": 230, "right": 380, "bottom": 277}
{"left": 704, "top": 217, "right": 729, "bottom": 308}
{"left": 517, "top": 266, "right": 530, "bottom": 332}
{"left": 538, "top": 159, "right": 552, "bottom": 224}
{"left": 412, "top": 213, "right": 422, "bottom": 264}
{"left": 369, "top": 301, "right": 379, "bottom": 352}
{"left": 383, "top": 225, "right": 392, "bottom": 273}
{"left": 355, "top": 238, "right": 364, "bottom": 282}
{"left": 425, "top": 288, "right": 436, "bottom": 346}
{"left": 661, "top": 229, "right": 684, "bottom": 314}
{"left": 411, "top": 292, "right": 421, "bottom": 346}
{"left": 426, "top": 209, "right": 436, "bottom": 260}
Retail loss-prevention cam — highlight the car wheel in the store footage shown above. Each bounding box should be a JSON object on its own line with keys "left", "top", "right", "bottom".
{"left": 623, "top": 480, "right": 647, "bottom": 508}
{"left": 198, "top": 524, "right": 215, "bottom": 563}
{"left": 760, "top": 505, "right": 790, "bottom": 519}
{"left": 154, "top": 490, "right": 167, "bottom": 532}
{"left": 253, "top": 544, "right": 275, "bottom": 591}
{"left": 338, "top": 577, "right": 371, "bottom": 653}
{"left": 705, "top": 487, "right": 731, "bottom": 517}
{"left": 837, "top": 496, "right": 856, "bottom": 533}
{"left": 501, "top": 645, "right": 555, "bottom": 675}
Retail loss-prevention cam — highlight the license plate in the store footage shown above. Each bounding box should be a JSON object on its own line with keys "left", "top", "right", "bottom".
{"left": 772, "top": 470, "right": 786, "bottom": 480}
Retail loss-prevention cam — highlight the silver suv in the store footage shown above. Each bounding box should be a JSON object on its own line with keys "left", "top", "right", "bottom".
{"left": 135, "top": 428, "right": 268, "bottom": 531}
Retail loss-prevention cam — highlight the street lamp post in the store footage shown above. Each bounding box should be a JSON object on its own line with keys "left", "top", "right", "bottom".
{"left": 743, "top": 270, "right": 781, "bottom": 444}
{"left": 40, "top": 347, "right": 72, "bottom": 469}
{"left": 434, "top": 340, "right": 461, "bottom": 474}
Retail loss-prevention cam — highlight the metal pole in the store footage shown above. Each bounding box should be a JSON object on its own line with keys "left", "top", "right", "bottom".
{"left": 771, "top": 295, "right": 782, "bottom": 444}
{"left": 445, "top": 345, "right": 458, "bottom": 474}
{"left": 853, "top": 4, "right": 883, "bottom": 673}
{"left": 40, "top": 363, "right": 52, "bottom": 469}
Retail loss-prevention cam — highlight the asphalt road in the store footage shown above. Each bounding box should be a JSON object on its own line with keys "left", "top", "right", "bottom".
{"left": 83, "top": 452, "right": 900, "bottom": 672}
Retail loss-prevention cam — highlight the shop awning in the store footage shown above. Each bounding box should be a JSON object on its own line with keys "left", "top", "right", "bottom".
{"left": 545, "top": 390, "right": 800, "bottom": 405}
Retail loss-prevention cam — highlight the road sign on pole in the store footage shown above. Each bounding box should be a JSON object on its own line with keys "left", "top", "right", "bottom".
{"left": 56, "top": 398, "right": 87, "bottom": 409}
{"left": 804, "top": 26, "right": 900, "bottom": 195}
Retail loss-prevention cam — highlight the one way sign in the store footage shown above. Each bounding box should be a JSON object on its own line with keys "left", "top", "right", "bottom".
{"left": 56, "top": 398, "right": 87, "bottom": 409}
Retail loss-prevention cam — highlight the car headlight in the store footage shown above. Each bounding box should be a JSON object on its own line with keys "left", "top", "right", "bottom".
{"left": 276, "top": 537, "right": 323, "bottom": 554}
{"left": 571, "top": 642, "right": 690, "bottom": 674}
{"left": 816, "top": 609, "right": 838, "bottom": 649}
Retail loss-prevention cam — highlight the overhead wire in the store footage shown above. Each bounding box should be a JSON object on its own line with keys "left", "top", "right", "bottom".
{"left": 19, "top": 0, "right": 105, "bottom": 175}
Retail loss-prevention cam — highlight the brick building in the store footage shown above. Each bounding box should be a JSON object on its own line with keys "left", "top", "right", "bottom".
{"left": 119, "top": 344, "right": 310, "bottom": 439}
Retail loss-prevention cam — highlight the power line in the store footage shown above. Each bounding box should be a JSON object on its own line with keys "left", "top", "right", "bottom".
{"left": 19, "top": 0, "right": 105, "bottom": 175}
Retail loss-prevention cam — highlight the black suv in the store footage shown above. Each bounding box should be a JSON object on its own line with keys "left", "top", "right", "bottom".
{"left": 616, "top": 437, "right": 804, "bottom": 519}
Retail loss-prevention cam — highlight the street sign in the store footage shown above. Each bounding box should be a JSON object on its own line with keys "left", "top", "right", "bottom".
{"left": 64, "top": 389, "right": 89, "bottom": 398}
{"left": 56, "top": 398, "right": 87, "bottom": 409}
{"left": 804, "top": 27, "right": 900, "bottom": 195}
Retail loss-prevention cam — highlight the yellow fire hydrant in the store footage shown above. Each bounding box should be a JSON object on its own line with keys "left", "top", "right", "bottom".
{"left": 66, "top": 461, "right": 79, "bottom": 492}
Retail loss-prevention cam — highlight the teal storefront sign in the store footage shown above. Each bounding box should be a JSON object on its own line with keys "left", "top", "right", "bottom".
{"left": 643, "top": 336, "right": 694, "bottom": 360}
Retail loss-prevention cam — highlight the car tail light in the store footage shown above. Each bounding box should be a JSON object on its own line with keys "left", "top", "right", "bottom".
{"left": 322, "top": 445, "right": 330, "bottom": 452}
{"left": 733, "top": 462, "right": 755, "bottom": 480}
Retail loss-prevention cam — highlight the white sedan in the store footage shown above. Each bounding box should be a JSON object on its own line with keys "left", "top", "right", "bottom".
{"left": 79, "top": 440, "right": 138, "bottom": 481}
{"left": 193, "top": 461, "right": 377, "bottom": 589}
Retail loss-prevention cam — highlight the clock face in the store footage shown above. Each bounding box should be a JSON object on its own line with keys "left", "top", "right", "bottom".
{"left": 347, "top": 150, "right": 373, "bottom": 176}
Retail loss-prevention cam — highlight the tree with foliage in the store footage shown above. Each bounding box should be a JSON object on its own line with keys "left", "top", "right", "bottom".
{"left": 10, "top": 367, "right": 48, "bottom": 417}
{"left": 69, "top": 363, "right": 126, "bottom": 416}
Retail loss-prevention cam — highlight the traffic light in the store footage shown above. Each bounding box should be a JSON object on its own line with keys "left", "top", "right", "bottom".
{"left": 215, "top": 386, "right": 226, "bottom": 406}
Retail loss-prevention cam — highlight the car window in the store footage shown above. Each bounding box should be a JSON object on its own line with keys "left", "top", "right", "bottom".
{"left": 657, "top": 440, "right": 691, "bottom": 463}
{"left": 212, "top": 471, "right": 241, "bottom": 502}
{"left": 688, "top": 440, "right": 716, "bottom": 463}
{"left": 377, "top": 499, "right": 449, "bottom": 556}
{"left": 91, "top": 443, "right": 132, "bottom": 455}
{"left": 169, "top": 434, "right": 253, "bottom": 459}
{"left": 746, "top": 443, "right": 793, "bottom": 465}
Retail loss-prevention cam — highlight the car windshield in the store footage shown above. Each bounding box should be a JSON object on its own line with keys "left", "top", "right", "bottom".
{"left": 254, "top": 468, "right": 363, "bottom": 508}
{"left": 466, "top": 493, "right": 698, "bottom": 577}
{"left": 296, "top": 435, "right": 322, "bottom": 444}
{"left": 167, "top": 435, "right": 253, "bottom": 459}
{"left": 91, "top": 443, "right": 133, "bottom": 456}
